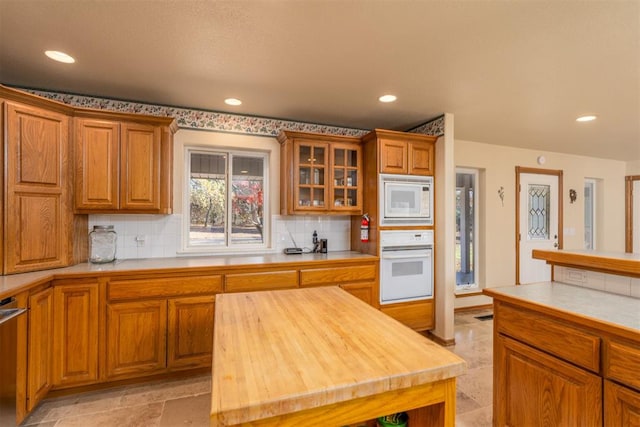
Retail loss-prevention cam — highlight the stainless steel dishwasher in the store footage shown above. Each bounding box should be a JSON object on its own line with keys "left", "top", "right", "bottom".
{"left": 0, "top": 297, "right": 27, "bottom": 426}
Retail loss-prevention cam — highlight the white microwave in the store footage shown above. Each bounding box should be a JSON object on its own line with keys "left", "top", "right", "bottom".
{"left": 380, "top": 174, "right": 433, "bottom": 226}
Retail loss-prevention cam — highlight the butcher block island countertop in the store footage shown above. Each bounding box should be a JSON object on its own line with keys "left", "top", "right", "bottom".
{"left": 211, "top": 286, "right": 466, "bottom": 427}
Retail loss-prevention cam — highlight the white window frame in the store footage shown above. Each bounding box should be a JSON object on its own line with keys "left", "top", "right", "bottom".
{"left": 455, "top": 168, "right": 480, "bottom": 293}
{"left": 182, "top": 146, "right": 270, "bottom": 254}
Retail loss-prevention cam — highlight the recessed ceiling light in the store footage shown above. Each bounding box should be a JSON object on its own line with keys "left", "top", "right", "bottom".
{"left": 378, "top": 94, "right": 397, "bottom": 103}
{"left": 576, "top": 115, "right": 597, "bottom": 122}
{"left": 44, "top": 50, "right": 75, "bottom": 64}
{"left": 224, "top": 98, "right": 242, "bottom": 106}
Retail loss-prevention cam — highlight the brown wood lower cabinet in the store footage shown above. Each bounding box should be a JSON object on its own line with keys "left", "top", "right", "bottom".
{"left": 495, "top": 335, "right": 602, "bottom": 426}
{"left": 339, "top": 283, "right": 374, "bottom": 306}
{"left": 380, "top": 299, "right": 433, "bottom": 331}
{"left": 52, "top": 281, "right": 99, "bottom": 388}
{"left": 105, "top": 275, "right": 220, "bottom": 380}
{"left": 106, "top": 300, "right": 168, "bottom": 379}
{"left": 299, "top": 263, "right": 378, "bottom": 308}
{"left": 17, "top": 258, "right": 379, "bottom": 422}
{"left": 167, "top": 296, "right": 215, "bottom": 369}
{"left": 490, "top": 298, "right": 640, "bottom": 427}
{"left": 605, "top": 380, "right": 640, "bottom": 426}
{"left": 27, "top": 288, "right": 53, "bottom": 411}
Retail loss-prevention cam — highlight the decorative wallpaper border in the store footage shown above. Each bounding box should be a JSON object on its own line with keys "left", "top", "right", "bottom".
{"left": 407, "top": 116, "right": 445, "bottom": 137}
{"left": 22, "top": 87, "right": 444, "bottom": 138}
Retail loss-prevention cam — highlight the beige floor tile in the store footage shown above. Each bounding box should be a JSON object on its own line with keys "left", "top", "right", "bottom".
{"left": 54, "top": 402, "right": 163, "bottom": 427}
{"left": 455, "top": 390, "right": 483, "bottom": 415}
{"left": 159, "top": 393, "right": 211, "bottom": 427}
{"left": 23, "top": 390, "right": 124, "bottom": 425}
{"left": 455, "top": 405, "right": 493, "bottom": 427}
{"left": 120, "top": 375, "right": 211, "bottom": 407}
{"left": 456, "top": 365, "right": 493, "bottom": 408}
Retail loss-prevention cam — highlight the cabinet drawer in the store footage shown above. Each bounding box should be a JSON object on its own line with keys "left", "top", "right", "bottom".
{"left": 300, "top": 265, "right": 376, "bottom": 287}
{"left": 225, "top": 270, "right": 298, "bottom": 292}
{"left": 496, "top": 302, "right": 600, "bottom": 372}
{"left": 605, "top": 339, "right": 640, "bottom": 391}
{"left": 108, "top": 275, "right": 222, "bottom": 301}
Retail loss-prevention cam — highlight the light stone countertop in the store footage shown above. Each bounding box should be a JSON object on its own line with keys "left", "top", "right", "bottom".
{"left": 0, "top": 251, "right": 377, "bottom": 300}
{"left": 484, "top": 282, "right": 640, "bottom": 336}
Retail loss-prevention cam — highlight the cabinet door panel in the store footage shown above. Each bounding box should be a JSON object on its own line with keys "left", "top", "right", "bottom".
{"left": 408, "top": 141, "right": 434, "bottom": 176}
{"left": 53, "top": 284, "right": 99, "bottom": 387}
{"left": 27, "top": 288, "right": 53, "bottom": 411}
{"left": 495, "top": 335, "right": 602, "bottom": 427}
{"left": 75, "top": 119, "right": 119, "bottom": 210}
{"left": 5, "top": 102, "right": 71, "bottom": 273}
{"left": 8, "top": 194, "right": 63, "bottom": 270}
{"left": 380, "top": 138, "right": 407, "bottom": 174}
{"left": 120, "top": 123, "right": 161, "bottom": 211}
{"left": 7, "top": 102, "right": 66, "bottom": 189}
{"left": 168, "top": 296, "right": 215, "bottom": 369}
{"left": 605, "top": 380, "right": 640, "bottom": 427}
{"left": 106, "top": 300, "right": 167, "bottom": 378}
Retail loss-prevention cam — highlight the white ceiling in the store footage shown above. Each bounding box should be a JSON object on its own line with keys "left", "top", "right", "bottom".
{"left": 1, "top": 1, "right": 638, "bottom": 161}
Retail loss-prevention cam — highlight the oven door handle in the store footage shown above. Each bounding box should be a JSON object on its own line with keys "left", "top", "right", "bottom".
{"left": 382, "top": 252, "right": 431, "bottom": 260}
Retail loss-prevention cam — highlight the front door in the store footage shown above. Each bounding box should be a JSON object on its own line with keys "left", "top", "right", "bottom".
{"left": 517, "top": 168, "right": 562, "bottom": 284}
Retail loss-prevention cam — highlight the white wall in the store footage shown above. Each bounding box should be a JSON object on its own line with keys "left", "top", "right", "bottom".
{"left": 454, "top": 139, "right": 628, "bottom": 309}
{"left": 627, "top": 160, "right": 640, "bottom": 175}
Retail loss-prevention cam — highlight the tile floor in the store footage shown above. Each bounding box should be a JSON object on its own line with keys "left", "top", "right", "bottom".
{"left": 22, "top": 308, "right": 494, "bottom": 427}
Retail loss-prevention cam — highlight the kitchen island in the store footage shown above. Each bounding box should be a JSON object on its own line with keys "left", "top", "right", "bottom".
{"left": 211, "top": 286, "right": 466, "bottom": 426}
{"left": 484, "top": 282, "right": 640, "bottom": 426}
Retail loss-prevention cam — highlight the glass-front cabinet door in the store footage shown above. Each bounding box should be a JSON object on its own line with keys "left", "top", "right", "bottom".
{"left": 278, "top": 130, "right": 363, "bottom": 215}
{"left": 331, "top": 143, "right": 361, "bottom": 213}
{"left": 294, "top": 141, "right": 328, "bottom": 211}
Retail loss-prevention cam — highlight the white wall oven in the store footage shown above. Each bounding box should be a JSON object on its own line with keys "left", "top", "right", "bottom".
{"left": 380, "top": 174, "right": 433, "bottom": 226}
{"left": 380, "top": 230, "right": 434, "bottom": 305}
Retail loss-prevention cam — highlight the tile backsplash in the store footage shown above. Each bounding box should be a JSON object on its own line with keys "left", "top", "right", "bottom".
{"left": 88, "top": 214, "right": 352, "bottom": 260}
{"left": 555, "top": 266, "right": 640, "bottom": 298}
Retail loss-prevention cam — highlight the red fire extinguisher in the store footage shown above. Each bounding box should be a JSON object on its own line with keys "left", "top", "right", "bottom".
{"left": 361, "top": 214, "right": 370, "bottom": 243}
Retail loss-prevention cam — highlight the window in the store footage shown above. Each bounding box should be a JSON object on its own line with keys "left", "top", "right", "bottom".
{"left": 584, "top": 179, "right": 596, "bottom": 250}
{"left": 455, "top": 169, "right": 479, "bottom": 291}
{"left": 185, "top": 148, "right": 268, "bottom": 251}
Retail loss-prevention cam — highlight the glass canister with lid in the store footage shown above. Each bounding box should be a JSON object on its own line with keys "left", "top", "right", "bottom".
{"left": 89, "top": 225, "right": 117, "bottom": 263}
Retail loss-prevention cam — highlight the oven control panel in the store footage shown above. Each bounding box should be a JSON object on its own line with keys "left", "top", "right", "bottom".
{"left": 380, "top": 230, "right": 434, "bottom": 247}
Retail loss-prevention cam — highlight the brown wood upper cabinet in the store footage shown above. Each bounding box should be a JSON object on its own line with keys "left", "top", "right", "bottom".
{"left": 278, "top": 130, "right": 363, "bottom": 215}
{"left": 2, "top": 98, "right": 86, "bottom": 274}
{"left": 365, "top": 129, "right": 436, "bottom": 176}
{"left": 74, "top": 114, "right": 176, "bottom": 214}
